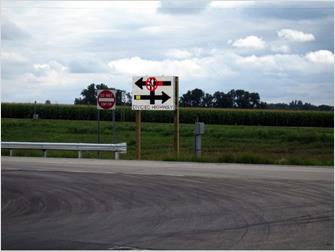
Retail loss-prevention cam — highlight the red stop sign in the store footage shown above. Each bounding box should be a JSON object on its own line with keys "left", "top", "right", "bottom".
{"left": 97, "top": 90, "right": 116, "bottom": 110}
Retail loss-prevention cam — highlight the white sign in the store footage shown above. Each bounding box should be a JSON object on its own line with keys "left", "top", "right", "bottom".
{"left": 132, "top": 76, "right": 176, "bottom": 110}
{"left": 97, "top": 89, "right": 116, "bottom": 110}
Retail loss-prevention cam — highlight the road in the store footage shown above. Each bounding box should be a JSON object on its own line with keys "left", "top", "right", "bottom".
{"left": 2, "top": 157, "right": 334, "bottom": 249}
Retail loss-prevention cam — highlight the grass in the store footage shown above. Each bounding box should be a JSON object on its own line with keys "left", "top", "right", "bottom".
{"left": 1, "top": 118, "right": 333, "bottom": 166}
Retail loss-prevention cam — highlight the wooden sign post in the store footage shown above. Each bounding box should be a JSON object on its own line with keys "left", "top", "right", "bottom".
{"left": 135, "top": 110, "right": 141, "bottom": 160}
{"left": 174, "top": 76, "right": 179, "bottom": 157}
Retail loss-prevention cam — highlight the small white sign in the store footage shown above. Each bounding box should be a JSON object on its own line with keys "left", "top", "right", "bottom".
{"left": 132, "top": 76, "right": 175, "bottom": 111}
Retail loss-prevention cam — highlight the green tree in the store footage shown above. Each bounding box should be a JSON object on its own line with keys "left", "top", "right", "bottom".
{"left": 202, "top": 93, "right": 213, "bottom": 107}
{"left": 213, "top": 91, "right": 233, "bottom": 108}
{"left": 249, "top": 92, "right": 260, "bottom": 108}
{"left": 74, "top": 83, "right": 108, "bottom": 105}
{"left": 180, "top": 90, "right": 193, "bottom": 107}
{"left": 74, "top": 83, "right": 128, "bottom": 106}
{"left": 230, "top": 89, "right": 260, "bottom": 108}
{"left": 190, "top": 88, "right": 205, "bottom": 107}
{"left": 289, "top": 100, "right": 304, "bottom": 110}
{"left": 180, "top": 88, "right": 261, "bottom": 109}
{"left": 180, "top": 89, "right": 205, "bottom": 107}
{"left": 234, "top": 89, "right": 249, "bottom": 108}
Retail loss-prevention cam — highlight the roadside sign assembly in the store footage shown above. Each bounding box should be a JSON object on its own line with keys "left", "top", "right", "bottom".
{"left": 96, "top": 89, "right": 117, "bottom": 148}
{"left": 132, "top": 76, "right": 179, "bottom": 160}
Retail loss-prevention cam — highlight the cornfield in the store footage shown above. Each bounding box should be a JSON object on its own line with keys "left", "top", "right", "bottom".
{"left": 1, "top": 103, "right": 333, "bottom": 127}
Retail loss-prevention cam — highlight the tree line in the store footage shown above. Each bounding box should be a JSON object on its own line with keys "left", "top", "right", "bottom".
{"left": 179, "top": 88, "right": 333, "bottom": 111}
{"left": 74, "top": 83, "right": 333, "bottom": 111}
{"left": 180, "top": 88, "right": 262, "bottom": 108}
{"left": 74, "top": 83, "right": 131, "bottom": 106}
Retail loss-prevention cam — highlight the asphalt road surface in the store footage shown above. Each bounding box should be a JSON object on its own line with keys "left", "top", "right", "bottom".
{"left": 2, "top": 157, "right": 334, "bottom": 250}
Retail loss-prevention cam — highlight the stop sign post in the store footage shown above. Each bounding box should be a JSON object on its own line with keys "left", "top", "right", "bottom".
{"left": 96, "top": 89, "right": 117, "bottom": 152}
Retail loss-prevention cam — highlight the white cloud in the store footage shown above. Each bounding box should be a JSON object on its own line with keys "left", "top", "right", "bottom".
{"left": 236, "top": 54, "right": 276, "bottom": 66}
{"left": 2, "top": 72, "right": 114, "bottom": 104}
{"left": 1, "top": 51, "right": 28, "bottom": 63}
{"left": 107, "top": 53, "right": 238, "bottom": 81}
{"left": 34, "top": 61, "right": 67, "bottom": 72}
{"left": 277, "top": 29, "right": 315, "bottom": 42}
{"left": 209, "top": 1, "right": 255, "bottom": 8}
{"left": 235, "top": 53, "right": 333, "bottom": 74}
{"left": 165, "top": 49, "right": 193, "bottom": 59}
{"left": 108, "top": 56, "right": 205, "bottom": 77}
{"left": 305, "top": 50, "right": 334, "bottom": 64}
{"left": 33, "top": 63, "right": 50, "bottom": 71}
{"left": 138, "top": 26, "right": 167, "bottom": 34}
{"left": 270, "top": 44, "right": 290, "bottom": 53}
{"left": 29, "top": 61, "right": 68, "bottom": 82}
{"left": 232, "top": 35, "right": 266, "bottom": 49}
{"left": 107, "top": 49, "right": 332, "bottom": 89}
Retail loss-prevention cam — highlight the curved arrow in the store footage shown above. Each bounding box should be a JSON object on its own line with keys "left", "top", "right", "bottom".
{"left": 134, "top": 91, "right": 171, "bottom": 104}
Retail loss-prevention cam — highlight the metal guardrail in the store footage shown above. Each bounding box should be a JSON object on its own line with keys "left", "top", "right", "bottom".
{"left": 1, "top": 142, "right": 127, "bottom": 160}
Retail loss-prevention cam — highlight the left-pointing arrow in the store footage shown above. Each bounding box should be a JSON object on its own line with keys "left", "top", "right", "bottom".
{"left": 134, "top": 91, "right": 171, "bottom": 104}
{"left": 135, "top": 77, "right": 146, "bottom": 89}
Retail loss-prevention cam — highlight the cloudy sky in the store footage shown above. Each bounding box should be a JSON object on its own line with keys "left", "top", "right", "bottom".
{"left": 1, "top": 0, "right": 334, "bottom": 105}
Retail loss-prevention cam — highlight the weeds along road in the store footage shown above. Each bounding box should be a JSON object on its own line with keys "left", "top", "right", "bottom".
{"left": 2, "top": 157, "right": 333, "bottom": 250}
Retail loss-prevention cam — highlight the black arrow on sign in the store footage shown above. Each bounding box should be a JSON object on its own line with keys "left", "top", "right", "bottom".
{"left": 135, "top": 77, "right": 146, "bottom": 89}
{"left": 134, "top": 91, "right": 171, "bottom": 104}
{"left": 135, "top": 77, "right": 171, "bottom": 90}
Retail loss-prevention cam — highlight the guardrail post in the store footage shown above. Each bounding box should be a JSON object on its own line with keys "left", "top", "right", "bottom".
{"left": 78, "top": 150, "right": 82, "bottom": 159}
{"left": 9, "top": 149, "right": 13, "bottom": 157}
{"left": 114, "top": 152, "right": 119, "bottom": 160}
{"left": 43, "top": 150, "right": 48, "bottom": 158}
